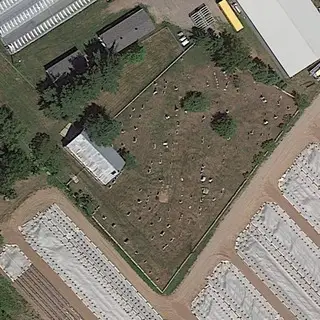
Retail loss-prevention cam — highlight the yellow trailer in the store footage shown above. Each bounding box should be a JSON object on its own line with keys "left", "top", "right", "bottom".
{"left": 219, "top": 0, "right": 244, "bottom": 32}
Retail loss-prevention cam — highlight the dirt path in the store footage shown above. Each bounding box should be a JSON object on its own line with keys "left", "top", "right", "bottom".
{"left": 106, "top": 0, "right": 225, "bottom": 29}
{"left": 1, "top": 95, "right": 320, "bottom": 319}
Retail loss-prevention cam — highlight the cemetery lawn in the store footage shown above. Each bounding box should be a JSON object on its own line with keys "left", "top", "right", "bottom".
{"left": 92, "top": 46, "right": 296, "bottom": 289}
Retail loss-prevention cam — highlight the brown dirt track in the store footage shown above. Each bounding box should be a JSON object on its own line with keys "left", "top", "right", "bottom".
{"left": 1, "top": 94, "right": 320, "bottom": 319}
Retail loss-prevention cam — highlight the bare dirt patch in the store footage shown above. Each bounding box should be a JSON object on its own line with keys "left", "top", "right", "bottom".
{"left": 93, "top": 47, "right": 295, "bottom": 288}
{"left": 106, "top": 0, "right": 225, "bottom": 29}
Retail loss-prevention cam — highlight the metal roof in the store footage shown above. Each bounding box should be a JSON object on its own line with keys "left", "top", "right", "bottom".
{"left": 97, "top": 8, "right": 155, "bottom": 52}
{"left": 65, "top": 132, "right": 125, "bottom": 185}
{"left": 238, "top": 0, "right": 320, "bottom": 77}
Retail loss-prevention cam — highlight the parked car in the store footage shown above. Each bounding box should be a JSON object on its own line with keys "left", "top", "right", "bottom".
{"left": 177, "top": 31, "right": 190, "bottom": 47}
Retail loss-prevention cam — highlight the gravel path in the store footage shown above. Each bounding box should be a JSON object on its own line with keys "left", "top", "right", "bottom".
{"left": 106, "top": 0, "right": 225, "bottom": 29}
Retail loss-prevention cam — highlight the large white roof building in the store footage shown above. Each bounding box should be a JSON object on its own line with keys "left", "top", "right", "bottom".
{"left": 65, "top": 132, "right": 125, "bottom": 185}
{"left": 237, "top": 0, "right": 320, "bottom": 77}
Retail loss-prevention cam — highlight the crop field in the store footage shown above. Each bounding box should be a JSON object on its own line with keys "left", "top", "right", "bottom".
{"left": 92, "top": 46, "right": 296, "bottom": 289}
{"left": 96, "top": 27, "right": 182, "bottom": 116}
{"left": 192, "top": 202, "right": 320, "bottom": 320}
{"left": 279, "top": 143, "right": 320, "bottom": 233}
{"left": 19, "top": 204, "right": 162, "bottom": 320}
{"left": 191, "top": 261, "right": 282, "bottom": 320}
{"left": 0, "top": 189, "right": 166, "bottom": 320}
{"left": 236, "top": 202, "right": 320, "bottom": 319}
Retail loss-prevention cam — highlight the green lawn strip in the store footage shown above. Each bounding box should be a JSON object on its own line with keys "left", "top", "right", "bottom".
{"left": 0, "top": 53, "right": 62, "bottom": 143}
{"left": 11, "top": 2, "right": 129, "bottom": 84}
{"left": 0, "top": 275, "right": 34, "bottom": 320}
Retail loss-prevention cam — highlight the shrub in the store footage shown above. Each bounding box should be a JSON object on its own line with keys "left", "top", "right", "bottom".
{"left": 293, "top": 92, "right": 310, "bottom": 111}
{"left": 122, "top": 44, "right": 146, "bottom": 64}
{"left": 211, "top": 111, "right": 237, "bottom": 139}
{"left": 181, "top": 91, "right": 210, "bottom": 112}
{"left": 124, "top": 152, "right": 137, "bottom": 169}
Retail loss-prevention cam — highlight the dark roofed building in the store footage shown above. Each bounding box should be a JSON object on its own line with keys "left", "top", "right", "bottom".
{"left": 44, "top": 46, "right": 88, "bottom": 82}
{"left": 97, "top": 7, "right": 155, "bottom": 53}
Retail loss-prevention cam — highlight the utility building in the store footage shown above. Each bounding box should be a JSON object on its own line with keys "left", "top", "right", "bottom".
{"left": 237, "top": 0, "right": 320, "bottom": 77}
{"left": 65, "top": 132, "right": 125, "bottom": 185}
{"left": 97, "top": 7, "right": 155, "bottom": 52}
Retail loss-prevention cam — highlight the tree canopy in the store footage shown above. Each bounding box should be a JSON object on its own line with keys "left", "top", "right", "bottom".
{"left": 192, "top": 28, "right": 284, "bottom": 86}
{"left": 211, "top": 111, "right": 237, "bottom": 139}
{"left": 0, "top": 106, "right": 34, "bottom": 198}
{"left": 84, "top": 111, "right": 121, "bottom": 146}
{"left": 122, "top": 43, "right": 146, "bottom": 64}
{"left": 0, "top": 276, "right": 25, "bottom": 320}
{"left": 207, "top": 29, "right": 251, "bottom": 73}
{"left": 181, "top": 91, "right": 210, "bottom": 112}
{"left": 118, "top": 148, "right": 137, "bottom": 169}
{"left": 39, "top": 43, "right": 124, "bottom": 120}
{"left": 293, "top": 91, "right": 310, "bottom": 111}
{"left": 0, "top": 106, "right": 24, "bottom": 149}
{"left": 29, "top": 132, "right": 62, "bottom": 174}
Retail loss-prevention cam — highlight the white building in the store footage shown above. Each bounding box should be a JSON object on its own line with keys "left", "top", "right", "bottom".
{"left": 237, "top": 0, "right": 320, "bottom": 77}
{"left": 65, "top": 132, "right": 125, "bottom": 185}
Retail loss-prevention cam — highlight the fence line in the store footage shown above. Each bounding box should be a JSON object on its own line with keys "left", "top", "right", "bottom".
{"left": 113, "top": 43, "right": 195, "bottom": 119}
{"left": 162, "top": 106, "right": 301, "bottom": 293}
{"left": 109, "top": 47, "right": 300, "bottom": 293}
{"left": 92, "top": 215, "right": 163, "bottom": 292}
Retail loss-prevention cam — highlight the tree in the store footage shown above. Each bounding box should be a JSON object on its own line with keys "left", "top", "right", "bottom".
{"left": 0, "top": 276, "right": 25, "bottom": 319}
{"left": 122, "top": 43, "right": 146, "bottom": 64}
{"left": 207, "top": 29, "right": 251, "bottom": 73}
{"left": 73, "top": 189, "right": 95, "bottom": 215}
{"left": 0, "top": 147, "right": 33, "bottom": 197}
{"left": 0, "top": 106, "right": 24, "bottom": 149}
{"left": 29, "top": 132, "right": 62, "bottom": 174}
{"left": 252, "top": 139, "right": 277, "bottom": 166}
{"left": 181, "top": 91, "right": 210, "bottom": 112}
{"left": 293, "top": 91, "right": 310, "bottom": 111}
{"left": 84, "top": 112, "right": 121, "bottom": 146}
{"left": 39, "top": 42, "right": 124, "bottom": 120}
{"left": 248, "top": 58, "right": 284, "bottom": 86}
{"left": 192, "top": 28, "right": 284, "bottom": 85}
{"left": 211, "top": 111, "right": 237, "bottom": 139}
{"left": 0, "top": 234, "right": 3, "bottom": 247}
{"left": 0, "top": 106, "right": 33, "bottom": 198}
{"left": 261, "top": 138, "right": 276, "bottom": 153}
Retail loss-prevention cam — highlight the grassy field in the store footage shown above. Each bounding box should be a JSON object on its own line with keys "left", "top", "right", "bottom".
{"left": 0, "top": 53, "right": 60, "bottom": 142}
{"left": 3, "top": 1, "right": 129, "bottom": 84}
{"left": 0, "top": 275, "right": 40, "bottom": 320}
{"left": 92, "top": 46, "right": 296, "bottom": 289}
{"left": 96, "top": 27, "right": 182, "bottom": 116}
